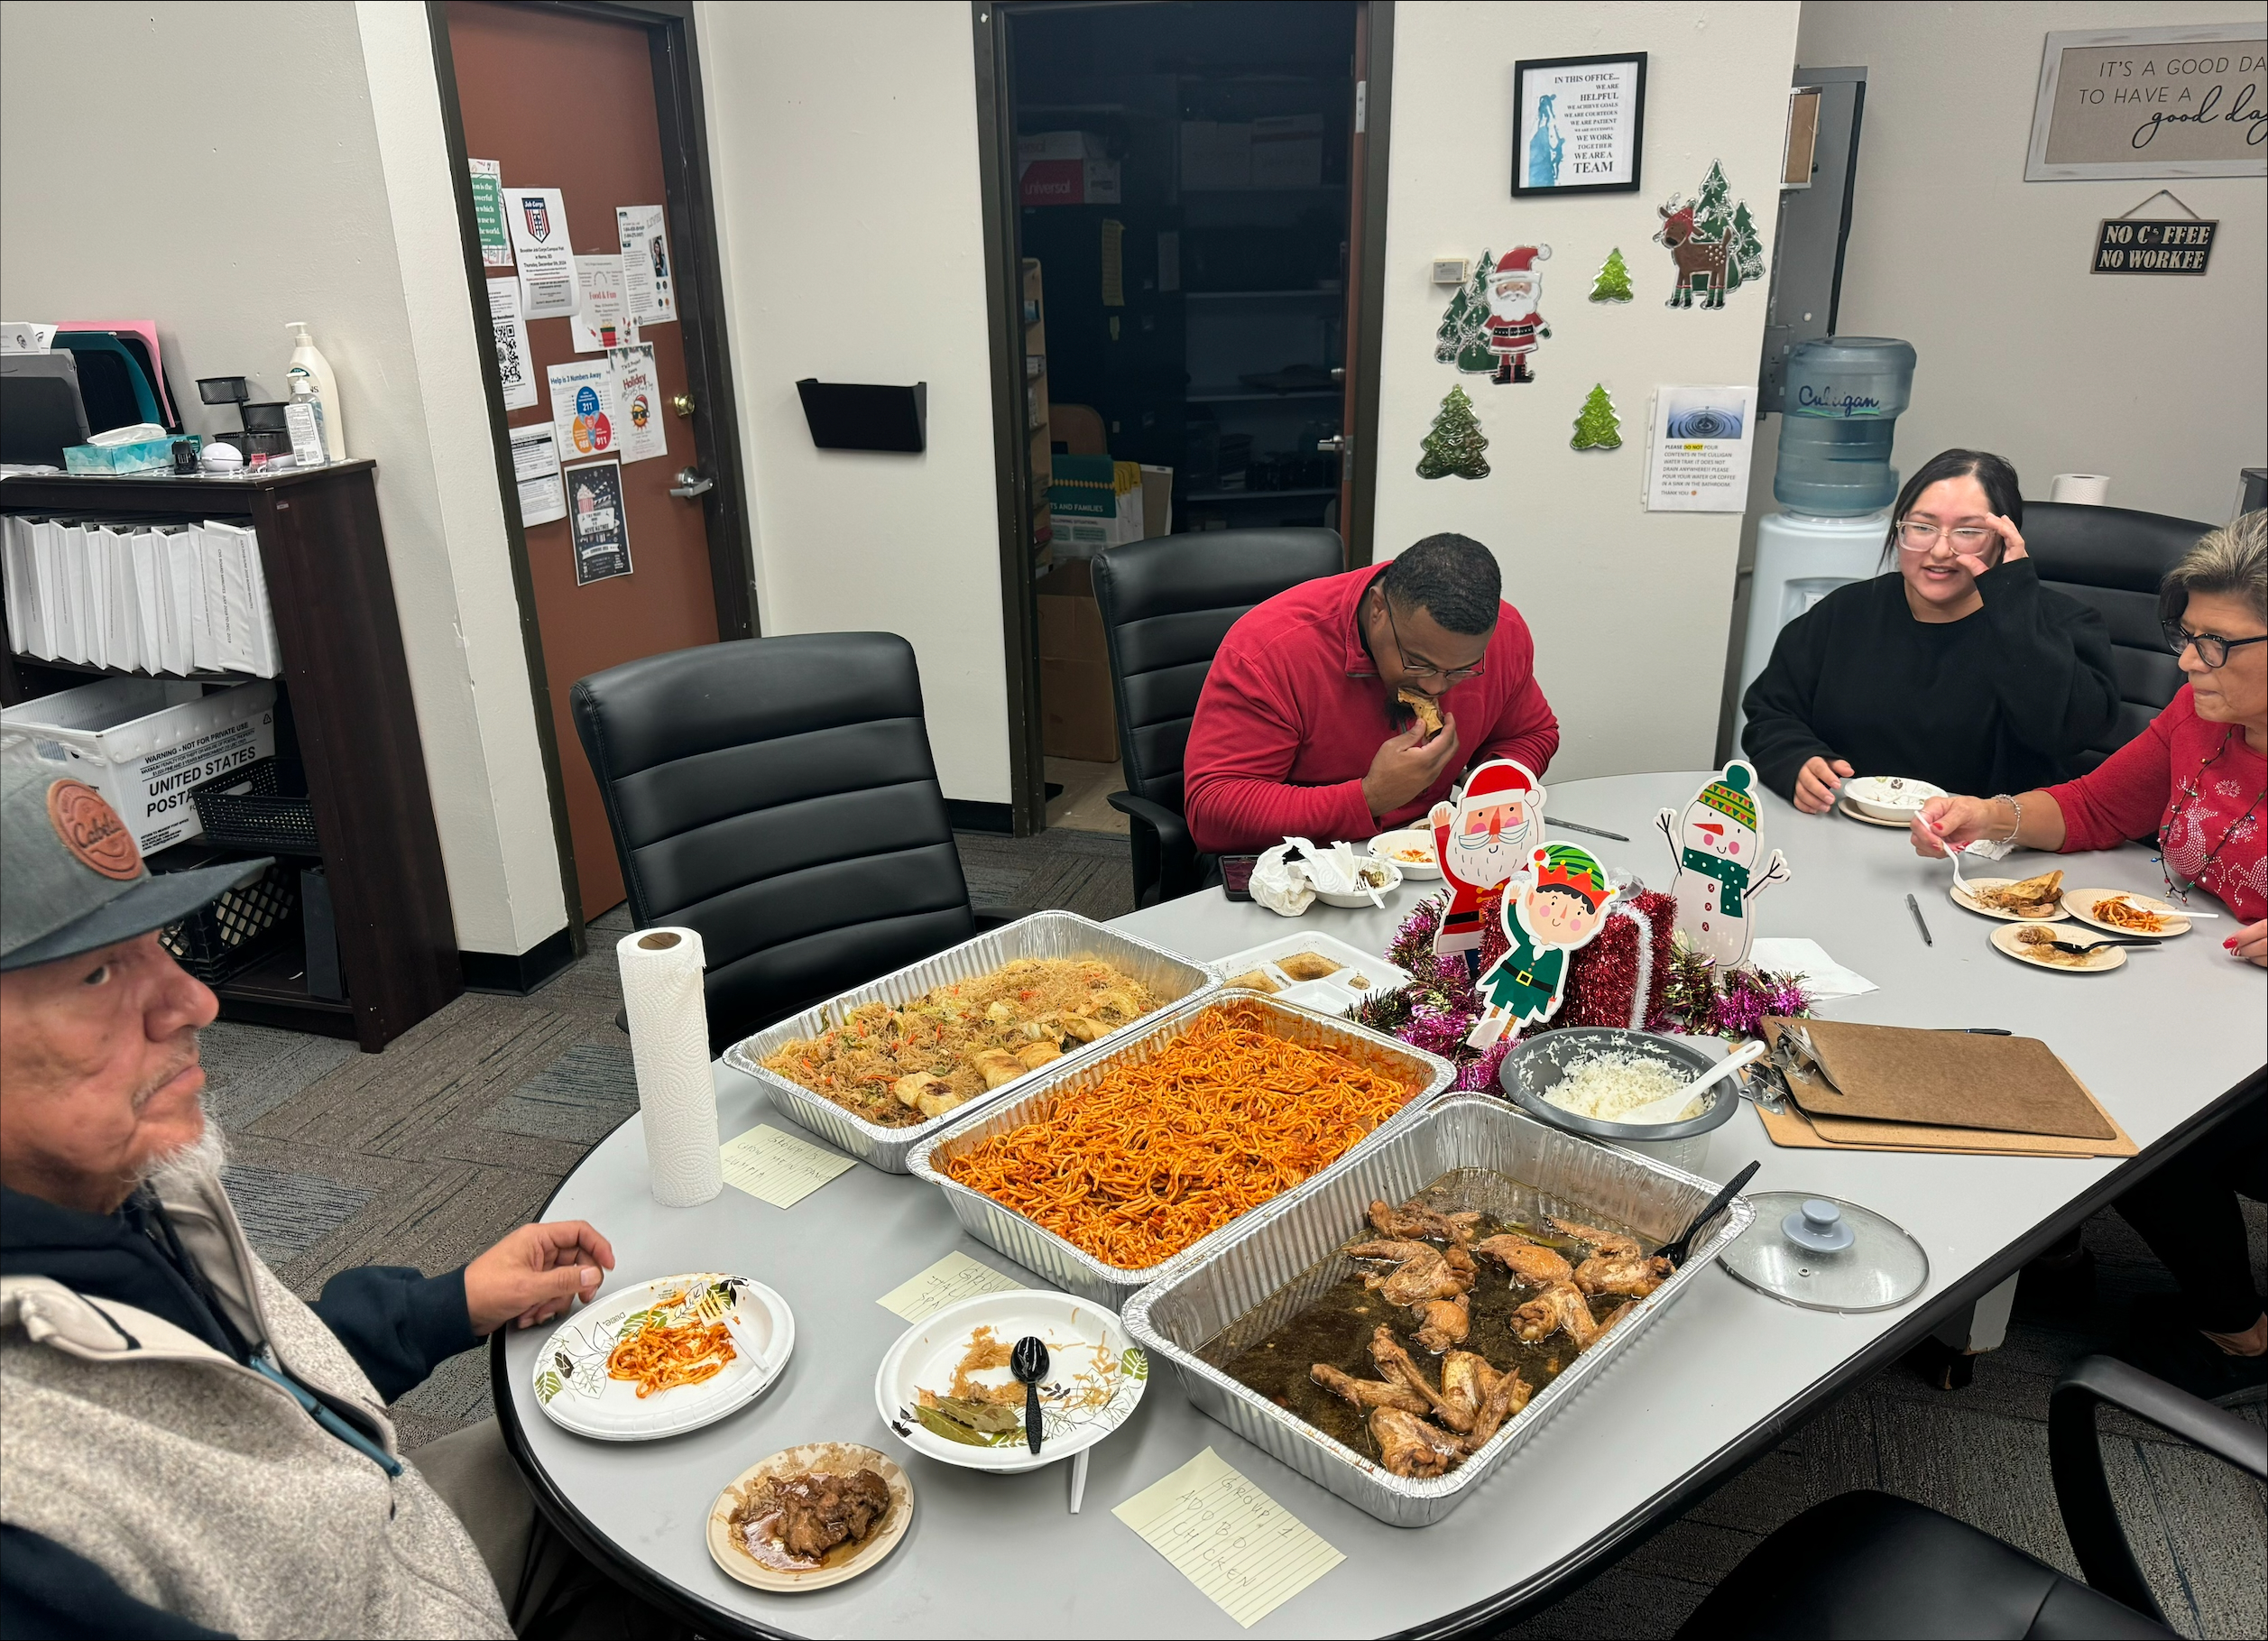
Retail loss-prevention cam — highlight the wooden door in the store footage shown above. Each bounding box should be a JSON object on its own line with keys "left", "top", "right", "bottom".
{"left": 447, "top": 0, "right": 720, "bottom": 918}
{"left": 1335, "top": 2, "right": 1370, "bottom": 567}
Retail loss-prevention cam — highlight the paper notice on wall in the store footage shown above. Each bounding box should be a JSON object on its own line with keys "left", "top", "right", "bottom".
{"left": 1644, "top": 384, "right": 1756, "bottom": 512}
{"left": 486, "top": 278, "right": 537, "bottom": 410}
{"left": 616, "top": 205, "right": 677, "bottom": 324}
{"left": 469, "top": 159, "right": 513, "bottom": 268}
{"left": 547, "top": 357, "right": 617, "bottom": 462}
{"left": 564, "top": 457, "right": 632, "bottom": 585}
{"left": 571, "top": 255, "right": 634, "bottom": 353}
{"left": 508, "top": 187, "right": 576, "bottom": 318}
{"left": 608, "top": 344, "right": 668, "bottom": 464}
{"left": 509, "top": 422, "right": 566, "bottom": 527}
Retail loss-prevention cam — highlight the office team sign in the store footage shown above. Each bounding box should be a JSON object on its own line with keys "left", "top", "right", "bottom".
{"left": 2026, "top": 23, "right": 2265, "bottom": 180}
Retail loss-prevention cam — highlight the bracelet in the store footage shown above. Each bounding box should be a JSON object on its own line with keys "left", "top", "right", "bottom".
{"left": 1992, "top": 793, "right": 2023, "bottom": 844}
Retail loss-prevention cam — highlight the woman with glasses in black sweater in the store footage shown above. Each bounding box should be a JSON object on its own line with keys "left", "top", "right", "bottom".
{"left": 1740, "top": 448, "right": 2118, "bottom": 814}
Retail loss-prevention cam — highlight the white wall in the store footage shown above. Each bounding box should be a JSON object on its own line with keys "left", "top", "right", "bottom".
{"left": 0, "top": 1, "right": 566, "bottom": 956}
{"left": 1796, "top": 0, "right": 2265, "bottom": 524}
{"left": 1375, "top": 2, "right": 1802, "bottom": 782}
{"left": 696, "top": 0, "right": 1013, "bottom": 805}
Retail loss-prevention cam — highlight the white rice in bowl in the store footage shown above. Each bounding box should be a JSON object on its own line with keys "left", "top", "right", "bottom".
{"left": 1544, "top": 1052, "right": 1699, "bottom": 1124}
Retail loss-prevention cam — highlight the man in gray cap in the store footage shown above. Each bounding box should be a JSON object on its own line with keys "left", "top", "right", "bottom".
{"left": 0, "top": 741, "right": 622, "bottom": 1638}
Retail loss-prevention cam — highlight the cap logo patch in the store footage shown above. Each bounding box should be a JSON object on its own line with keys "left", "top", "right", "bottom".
{"left": 46, "top": 779, "right": 142, "bottom": 880}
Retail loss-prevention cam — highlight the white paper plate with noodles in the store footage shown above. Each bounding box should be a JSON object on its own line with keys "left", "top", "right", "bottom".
{"left": 530, "top": 1271, "right": 793, "bottom": 1441}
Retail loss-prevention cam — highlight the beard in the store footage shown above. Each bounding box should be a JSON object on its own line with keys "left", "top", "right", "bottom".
{"left": 1449, "top": 828, "right": 1525, "bottom": 885}
{"left": 142, "top": 1109, "right": 226, "bottom": 1189}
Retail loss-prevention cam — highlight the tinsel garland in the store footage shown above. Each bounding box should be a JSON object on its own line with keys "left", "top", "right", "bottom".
{"left": 1353, "top": 889, "right": 1813, "bottom": 1084}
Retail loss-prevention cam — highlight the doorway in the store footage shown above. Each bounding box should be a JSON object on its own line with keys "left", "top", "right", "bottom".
{"left": 433, "top": 0, "right": 753, "bottom": 922}
{"left": 975, "top": 0, "right": 1391, "bottom": 834}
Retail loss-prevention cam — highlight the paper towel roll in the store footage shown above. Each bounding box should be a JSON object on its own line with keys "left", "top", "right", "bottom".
{"left": 617, "top": 927, "right": 722, "bottom": 1206}
{"left": 2050, "top": 473, "right": 2110, "bottom": 506}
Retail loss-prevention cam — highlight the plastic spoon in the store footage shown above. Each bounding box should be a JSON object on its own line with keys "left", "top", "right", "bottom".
{"left": 1615, "top": 1040, "right": 1769, "bottom": 1127}
{"left": 1011, "top": 1335, "right": 1049, "bottom": 1456}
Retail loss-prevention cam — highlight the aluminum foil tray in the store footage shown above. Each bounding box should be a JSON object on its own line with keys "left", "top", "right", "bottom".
{"left": 720, "top": 911, "right": 1217, "bottom": 1174}
{"left": 1120, "top": 1095, "right": 1754, "bottom": 1527}
{"left": 906, "top": 991, "right": 1453, "bottom": 1307}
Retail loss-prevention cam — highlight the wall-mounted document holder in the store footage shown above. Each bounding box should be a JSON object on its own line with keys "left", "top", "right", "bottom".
{"left": 796, "top": 379, "right": 927, "bottom": 453}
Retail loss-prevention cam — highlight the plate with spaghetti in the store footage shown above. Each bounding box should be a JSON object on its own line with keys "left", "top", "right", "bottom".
{"left": 2062, "top": 887, "right": 2191, "bottom": 939}
{"left": 530, "top": 1272, "right": 794, "bottom": 1441}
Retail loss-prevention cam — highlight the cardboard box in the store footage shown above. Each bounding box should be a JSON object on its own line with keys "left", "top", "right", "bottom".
{"left": 1018, "top": 130, "right": 1106, "bottom": 163}
{"left": 1019, "top": 158, "right": 1120, "bottom": 207}
{"left": 2, "top": 676, "right": 279, "bottom": 853}
{"left": 1250, "top": 114, "right": 1324, "bottom": 188}
{"left": 1041, "top": 657, "right": 1118, "bottom": 762}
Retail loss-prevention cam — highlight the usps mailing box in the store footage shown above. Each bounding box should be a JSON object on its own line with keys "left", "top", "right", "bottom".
{"left": 3, "top": 678, "right": 279, "bottom": 854}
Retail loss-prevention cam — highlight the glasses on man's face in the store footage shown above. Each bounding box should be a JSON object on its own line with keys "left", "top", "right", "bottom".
{"left": 2162, "top": 621, "right": 2268, "bottom": 669}
{"left": 1895, "top": 520, "right": 1996, "bottom": 553}
{"left": 1380, "top": 595, "right": 1486, "bottom": 684}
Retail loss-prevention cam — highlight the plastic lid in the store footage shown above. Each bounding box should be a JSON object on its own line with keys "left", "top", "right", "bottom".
{"left": 1719, "top": 1191, "right": 1928, "bottom": 1314}
{"left": 1787, "top": 336, "right": 1916, "bottom": 368}
{"left": 1782, "top": 1199, "right": 1855, "bottom": 1252}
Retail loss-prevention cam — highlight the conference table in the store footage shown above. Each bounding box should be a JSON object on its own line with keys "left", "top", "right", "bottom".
{"left": 494, "top": 772, "right": 2264, "bottom": 1638}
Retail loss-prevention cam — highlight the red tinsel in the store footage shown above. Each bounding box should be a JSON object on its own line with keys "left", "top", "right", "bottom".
{"left": 1546, "top": 888, "right": 1679, "bottom": 1033}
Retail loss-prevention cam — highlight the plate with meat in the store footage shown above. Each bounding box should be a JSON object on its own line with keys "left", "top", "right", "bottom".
{"left": 1950, "top": 868, "right": 2070, "bottom": 923}
{"left": 1991, "top": 922, "right": 2129, "bottom": 974}
{"left": 2062, "top": 887, "right": 2190, "bottom": 938}
{"left": 707, "top": 1443, "right": 912, "bottom": 1592}
{"left": 874, "top": 1289, "right": 1147, "bottom": 1474}
{"left": 530, "top": 1272, "right": 793, "bottom": 1441}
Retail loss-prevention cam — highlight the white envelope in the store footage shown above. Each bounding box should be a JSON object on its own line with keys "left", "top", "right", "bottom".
{"left": 198, "top": 521, "right": 262, "bottom": 673}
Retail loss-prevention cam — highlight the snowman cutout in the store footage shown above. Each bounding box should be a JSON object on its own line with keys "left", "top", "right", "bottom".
{"left": 1653, "top": 760, "right": 1790, "bottom": 969}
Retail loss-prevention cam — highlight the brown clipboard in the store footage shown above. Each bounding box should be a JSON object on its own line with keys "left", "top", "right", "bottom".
{"left": 1755, "top": 1056, "right": 2137, "bottom": 1158}
{"left": 1764, "top": 1019, "right": 2117, "bottom": 1141}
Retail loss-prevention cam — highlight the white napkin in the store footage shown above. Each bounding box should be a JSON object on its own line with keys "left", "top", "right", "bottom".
{"left": 1250, "top": 841, "right": 1318, "bottom": 917}
{"left": 1747, "top": 937, "right": 1877, "bottom": 1000}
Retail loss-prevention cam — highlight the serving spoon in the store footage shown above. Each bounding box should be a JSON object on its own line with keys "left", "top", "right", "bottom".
{"left": 1612, "top": 1039, "right": 1770, "bottom": 1127}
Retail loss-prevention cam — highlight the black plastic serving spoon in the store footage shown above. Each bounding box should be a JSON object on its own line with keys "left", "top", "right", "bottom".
{"left": 1011, "top": 1335, "right": 1049, "bottom": 1455}
{"left": 1662, "top": 1160, "right": 1761, "bottom": 1269}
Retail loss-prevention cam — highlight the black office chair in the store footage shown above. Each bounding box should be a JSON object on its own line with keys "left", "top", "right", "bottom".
{"left": 2023, "top": 502, "right": 2214, "bottom": 772}
{"left": 572, "top": 633, "right": 1005, "bottom": 1053}
{"left": 1092, "top": 528, "right": 1344, "bottom": 907}
{"left": 1677, "top": 1355, "right": 2265, "bottom": 1638}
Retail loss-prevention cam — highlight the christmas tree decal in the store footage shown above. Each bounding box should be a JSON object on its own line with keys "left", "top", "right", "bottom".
{"left": 1417, "top": 384, "right": 1489, "bottom": 480}
{"left": 1690, "top": 161, "right": 1765, "bottom": 290}
{"left": 1434, "top": 254, "right": 1497, "bottom": 373}
{"left": 1726, "top": 201, "right": 1766, "bottom": 288}
{"left": 1571, "top": 383, "right": 1621, "bottom": 451}
{"left": 1589, "top": 247, "right": 1634, "bottom": 303}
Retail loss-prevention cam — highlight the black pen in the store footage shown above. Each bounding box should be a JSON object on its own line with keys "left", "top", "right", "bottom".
{"left": 1906, "top": 892, "right": 1932, "bottom": 946}
{"left": 1553, "top": 819, "right": 1630, "bottom": 843}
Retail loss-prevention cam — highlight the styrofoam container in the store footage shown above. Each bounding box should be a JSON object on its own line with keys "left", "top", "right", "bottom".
{"left": 2, "top": 677, "right": 277, "bottom": 853}
{"left": 1210, "top": 931, "right": 1411, "bottom": 1019}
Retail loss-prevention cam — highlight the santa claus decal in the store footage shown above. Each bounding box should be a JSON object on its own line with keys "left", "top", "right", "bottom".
{"left": 1484, "top": 245, "right": 1551, "bottom": 384}
{"left": 1429, "top": 759, "right": 1544, "bottom": 968}
{"left": 1653, "top": 760, "right": 1791, "bottom": 969}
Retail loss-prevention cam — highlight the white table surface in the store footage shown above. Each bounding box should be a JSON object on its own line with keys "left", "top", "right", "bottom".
{"left": 495, "top": 772, "right": 2264, "bottom": 1639}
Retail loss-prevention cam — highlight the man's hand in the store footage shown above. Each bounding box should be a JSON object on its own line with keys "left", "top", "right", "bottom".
{"left": 2228, "top": 920, "right": 2267, "bottom": 968}
{"left": 464, "top": 1220, "right": 616, "bottom": 1335}
{"left": 1793, "top": 756, "right": 1853, "bottom": 815}
{"left": 1364, "top": 714, "right": 1460, "bottom": 822}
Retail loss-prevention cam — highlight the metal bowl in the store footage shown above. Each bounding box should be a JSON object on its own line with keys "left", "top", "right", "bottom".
{"left": 1498, "top": 1027, "right": 1738, "bottom": 1144}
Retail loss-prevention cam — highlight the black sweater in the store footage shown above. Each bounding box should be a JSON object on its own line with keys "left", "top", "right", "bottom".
{"left": 1740, "top": 560, "right": 2117, "bottom": 803}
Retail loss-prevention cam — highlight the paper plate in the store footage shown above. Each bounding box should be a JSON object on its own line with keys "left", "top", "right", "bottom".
{"left": 706, "top": 1443, "right": 912, "bottom": 1592}
{"left": 1840, "top": 775, "right": 1945, "bottom": 823}
{"left": 1835, "top": 796, "right": 1911, "bottom": 829}
{"left": 1990, "top": 922, "right": 2127, "bottom": 974}
{"left": 1369, "top": 829, "right": 1443, "bottom": 879}
{"left": 1950, "top": 878, "right": 2070, "bottom": 923}
{"left": 874, "top": 1289, "right": 1147, "bottom": 1475}
{"left": 1317, "top": 854, "right": 1403, "bottom": 908}
{"left": 531, "top": 1272, "right": 793, "bottom": 1441}
{"left": 2061, "top": 887, "right": 2191, "bottom": 939}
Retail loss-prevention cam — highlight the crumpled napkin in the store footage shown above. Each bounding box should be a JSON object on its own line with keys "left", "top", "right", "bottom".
{"left": 1251, "top": 838, "right": 1322, "bottom": 917}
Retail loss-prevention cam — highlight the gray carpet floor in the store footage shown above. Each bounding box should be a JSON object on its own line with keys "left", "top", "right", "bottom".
{"left": 195, "top": 828, "right": 2265, "bottom": 1637}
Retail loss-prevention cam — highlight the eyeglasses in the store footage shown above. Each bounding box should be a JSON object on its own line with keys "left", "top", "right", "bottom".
{"left": 1378, "top": 594, "right": 1487, "bottom": 684}
{"left": 1895, "top": 520, "right": 1996, "bottom": 552}
{"left": 2162, "top": 621, "right": 2268, "bottom": 669}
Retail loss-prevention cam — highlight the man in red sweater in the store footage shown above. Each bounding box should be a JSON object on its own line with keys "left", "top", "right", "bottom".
{"left": 1184, "top": 533, "right": 1559, "bottom": 854}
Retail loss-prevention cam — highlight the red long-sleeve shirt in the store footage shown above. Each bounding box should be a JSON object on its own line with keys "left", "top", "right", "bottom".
{"left": 2044, "top": 685, "right": 2265, "bottom": 924}
{"left": 1183, "top": 564, "right": 1561, "bottom": 854}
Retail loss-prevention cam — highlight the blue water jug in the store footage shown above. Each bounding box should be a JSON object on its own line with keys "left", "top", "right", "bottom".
{"left": 1774, "top": 336, "right": 1916, "bottom": 516}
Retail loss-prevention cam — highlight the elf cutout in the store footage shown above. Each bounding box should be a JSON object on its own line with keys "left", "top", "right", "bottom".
{"left": 1484, "top": 246, "right": 1551, "bottom": 383}
{"left": 1654, "top": 760, "right": 1791, "bottom": 969}
{"left": 1467, "top": 843, "right": 1615, "bottom": 1049}
{"left": 1429, "top": 759, "right": 1544, "bottom": 967}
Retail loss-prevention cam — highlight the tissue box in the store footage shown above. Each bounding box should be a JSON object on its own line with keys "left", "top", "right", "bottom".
{"left": 63, "top": 435, "right": 189, "bottom": 475}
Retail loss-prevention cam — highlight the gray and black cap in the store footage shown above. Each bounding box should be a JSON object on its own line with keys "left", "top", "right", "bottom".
{"left": 0, "top": 740, "right": 270, "bottom": 973}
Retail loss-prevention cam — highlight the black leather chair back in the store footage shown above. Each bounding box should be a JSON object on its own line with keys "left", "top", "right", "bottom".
{"left": 571, "top": 634, "right": 975, "bottom": 1050}
{"left": 1091, "top": 528, "right": 1345, "bottom": 810}
{"left": 2021, "top": 502, "right": 2213, "bottom": 771}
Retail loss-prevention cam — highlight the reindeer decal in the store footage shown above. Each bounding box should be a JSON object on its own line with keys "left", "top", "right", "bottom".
{"left": 1654, "top": 199, "right": 1731, "bottom": 309}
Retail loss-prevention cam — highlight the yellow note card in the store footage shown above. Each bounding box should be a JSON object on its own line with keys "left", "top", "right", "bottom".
{"left": 718, "top": 1124, "right": 854, "bottom": 1208}
{"left": 875, "top": 1250, "right": 1025, "bottom": 1322}
{"left": 1113, "top": 1447, "right": 1343, "bottom": 1628}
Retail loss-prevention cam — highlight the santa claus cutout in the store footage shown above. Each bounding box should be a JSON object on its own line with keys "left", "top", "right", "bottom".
{"left": 1654, "top": 760, "right": 1792, "bottom": 969}
{"left": 1467, "top": 842, "right": 1616, "bottom": 1049}
{"left": 1429, "top": 759, "right": 1544, "bottom": 967}
{"left": 1485, "top": 245, "right": 1551, "bottom": 384}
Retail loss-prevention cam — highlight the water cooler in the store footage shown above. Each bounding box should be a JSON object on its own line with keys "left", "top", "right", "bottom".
{"left": 1733, "top": 337, "right": 1918, "bottom": 749}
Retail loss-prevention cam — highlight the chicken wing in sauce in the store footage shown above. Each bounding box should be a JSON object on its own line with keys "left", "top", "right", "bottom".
{"left": 1368, "top": 1198, "right": 1481, "bottom": 1247}
{"left": 1370, "top": 1406, "right": 1463, "bottom": 1479}
{"left": 1309, "top": 1363, "right": 1431, "bottom": 1415}
{"left": 1412, "top": 1292, "right": 1469, "bottom": 1353}
{"left": 1347, "top": 1240, "right": 1468, "bottom": 1305}
{"left": 1574, "top": 1253, "right": 1673, "bottom": 1298}
{"left": 1511, "top": 1281, "right": 1625, "bottom": 1350}
{"left": 1458, "top": 1361, "right": 1533, "bottom": 1453}
{"left": 1369, "top": 1325, "right": 1475, "bottom": 1432}
{"left": 1472, "top": 1233, "right": 1574, "bottom": 1288}
{"left": 1549, "top": 1216, "right": 1641, "bottom": 1258}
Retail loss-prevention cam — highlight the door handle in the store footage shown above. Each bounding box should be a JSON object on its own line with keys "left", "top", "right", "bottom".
{"left": 669, "top": 467, "right": 715, "bottom": 498}
{"left": 1316, "top": 435, "right": 1348, "bottom": 455}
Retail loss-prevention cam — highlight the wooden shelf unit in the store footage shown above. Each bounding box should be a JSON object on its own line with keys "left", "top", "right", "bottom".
{"left": 1, "top": 462, "right": 462, "bottom": 1052}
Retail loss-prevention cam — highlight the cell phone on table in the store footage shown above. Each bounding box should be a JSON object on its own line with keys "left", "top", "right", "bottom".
{"left": 1221, "top": 854, "right": 1259, "bottom": 900}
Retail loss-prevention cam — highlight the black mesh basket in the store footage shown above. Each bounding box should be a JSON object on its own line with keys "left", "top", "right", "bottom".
{"left": 192, "top": 758, "right": 319, "bottom": 855}
{"left": 157, "top": 858, "right": 298, "bottom": 984}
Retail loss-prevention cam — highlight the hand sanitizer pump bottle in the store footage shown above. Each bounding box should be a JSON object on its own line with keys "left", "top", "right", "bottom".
{"left": 285, "top": 322, "right": 345, "bottom": 461}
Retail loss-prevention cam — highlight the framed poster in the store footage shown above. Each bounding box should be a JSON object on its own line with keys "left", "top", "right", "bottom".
{"left": 2026, "top": 24, "right": 2266, "bottom": 181}
{"left": 563, "top": 458, "right": 632, "bottom": 585}
{"left": 1512, "top": 53, "right": 1646, "bottom": 196}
